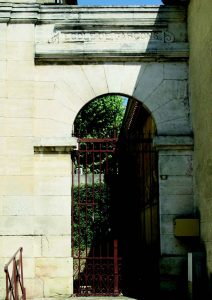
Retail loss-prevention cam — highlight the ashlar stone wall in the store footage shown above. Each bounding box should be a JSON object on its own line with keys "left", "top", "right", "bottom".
{"left": 0, "top": 4, "right": 193, "bottom": 299}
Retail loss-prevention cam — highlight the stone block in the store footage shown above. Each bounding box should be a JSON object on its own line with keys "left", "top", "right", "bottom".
{"left": 159, "top": 175, "right": 193, "bottom": 196}
{"left": 160, "top": 214, "right": 175, "bottom": 234}
{"left": 44, "top": 277, "right": 73, "bottom": 298}
{"left": 81, "top": 64, "right": 108, "bottom": 97}
{"left": 143, "top": 79, "right": 188, "bottom": 114}
{"left": 33, "top": 176, "right": 71, "bottom": 196}
{"left": 104, "top": 63, "right": 124, "bottom": 93}
{"left": 160, "top": 234, "right": 190, "bottom": 255}
{"left": 0, "top": 43, "right": 6, "bottom": 60}
{"left": 4, "top": 98, "right": 33, "bottom": 118}
{"left": 157, "top": 117, "right": 192, "bottom": 136}
{"left": 0, "top": 61, "right": 6, "bottom": 80}
{"left": 41, "top": 235, "right": 71, "bottom": 257}
{"left": 0, "top": 258, "right": 10, "bottom": 279}
{"left": 0, "top": 279, "right": 5, "bottom": 300}
{"left": 120, "top": 63, "right": 143, "bottom": 96}
{"left": 34, "top": 154, "right": 71, "bottom": 176}
{"left": 159, "top": 154, "right": 193, "bottom": 176}
{"left": 6, "top": 61, "right": 34, "bottom": 81}
{"left": 7, "top": 24, "right": 34, "bottom": 42}
{"left": 62, "top": 65, "right": 95, "bottom": 103}
{"left": 34, "top": 216, "right": 71, "bottom": 235}
{"left": 34, "top": 98, "right": 74, "bottom": 124}
{"left": 55, "top": 80, "right": 85, "bottom": 114}
{"left": 160, "top": 256, "right": 187, "bottom": 276}
{"left": 34, "top": 81, "right": 55, "bottom": 100}
{"left": 133, "top": 63, "right": 164, "bottom": 102}
{"left": 0, "top": 81, "right": 7, "bottom": 98}
{"left": 160, "top": 194, "right": 194, "bottom": 215}
{"left": 34, "top": 196, "right": 71, "bottom": 216}
{"left": 0, "top": 236, "right": 42, "bottom": 258}
{"left": 35, "top": 257, "right": 72, "bottom": 277}
{"left": 164, "top": 62, "right": 188, "bottom": 80}
{"left": 35, "top": 65, "right": 62, "bottom": 82}
{"left": 33, "top": 118, "right": 71, "bottom": 138}
{"left": 0, "top": 175, "right": 33, "bottom": 196}
{"left": 0, "top": 117, "right": 33, "bottom": 137}
{"left": 24, "top": 278, "right": 44, "bottom": 299}
{"left": 154, "top": 98, "right": 189, "bottom": 124}
{"left": 2, "top": 195, "right": 34, "bottom": 216}
{"left": 3, "top": 137, "right": 34, "bottom": 155}
{"left": 0, "top": 216, "right": 34, "bottom": 235}
{"left": 7, "top": 80, "right": 34, "bottom": 99}
{"left": 7, "top": 41, "right": 34, "bottom": 61}
{"left": 22, "top": 258, "right": 35, "bottom": 278}
{"left": 0, "top": 24, "right": 7, "bottom": 42}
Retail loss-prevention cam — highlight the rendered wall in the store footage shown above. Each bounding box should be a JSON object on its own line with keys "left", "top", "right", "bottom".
{"left": 188, "top": 0, "right": 212, "bottom": 285}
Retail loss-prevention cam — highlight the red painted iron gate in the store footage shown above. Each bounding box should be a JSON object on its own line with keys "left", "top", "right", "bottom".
{"left": 71, "top": 137, "right": 121, "bottom": 296}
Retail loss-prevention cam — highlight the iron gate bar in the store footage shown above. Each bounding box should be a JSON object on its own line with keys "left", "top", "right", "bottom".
{"left": 78, "top": 138, "right": 117, "bottom": 143}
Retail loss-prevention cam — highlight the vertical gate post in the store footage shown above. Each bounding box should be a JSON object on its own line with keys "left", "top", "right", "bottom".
{"left": 114, "top": 239, "right": 119, "bottom": 295}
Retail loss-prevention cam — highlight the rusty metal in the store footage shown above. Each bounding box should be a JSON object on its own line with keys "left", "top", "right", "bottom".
{"left": 72, "top": 137, "right": 121, "bottom": 296}
{"left": 4, "top": 247, "right": 26, "bottom": 300}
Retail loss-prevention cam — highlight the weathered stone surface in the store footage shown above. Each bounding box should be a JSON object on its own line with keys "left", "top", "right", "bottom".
{"left": 159, "top": 175, "right": 193, "bottom": 196}
{"left": 133, "top": 63, "right": 164, "bottom": 102}
{"left": 41, "top": 235, "right": 71, "bottom": 257}
{"left": 1, "top": 196, "right": 34, "bottom": 215}
{"left": 7, "top": 24, "right": 34, "bottom": 42}
{"left": 0, "top": 236, "right": 42, "bottom": 258}
{"left": 34, "top": 216, "right": 70, "bottom": 235}
{"left": 81, "top": 64, "right": 109, "bottom": 97}
{"left": 34, "top": 81, "right": 55, "bottom": 100}
{"left": 24, "top": 278, "right": 44, "bottom": 299}
{"left": 160, "top": 194, "right": 194, "bottom": 214}
{"left": 7, "top": 41, "right": 34, "bottom": 61}
{"left": 44, "top": 277, "right": 72, "bottom": 298}
{"left": 7, "top": 81, "right": 34, "bottom": 99}
{"left": 35, "top": 258, "right": 72, "bottom": 277}
{"left": 34, "top": 196, "right": 71, "bottom": 216}
{"left": 159, "top": 154, "right": 193, "bottom": 176}
{"left": 160, "top": 234, "right": 190, "bottom": 255}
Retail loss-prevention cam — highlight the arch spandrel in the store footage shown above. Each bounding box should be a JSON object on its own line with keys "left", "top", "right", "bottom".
{"left": 61, "top": 62, "right": 190, "bottom": 136}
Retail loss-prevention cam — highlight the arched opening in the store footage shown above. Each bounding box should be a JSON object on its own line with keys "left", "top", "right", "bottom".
{"left": 71, "top": 94, "right": 159, "bottom": 298}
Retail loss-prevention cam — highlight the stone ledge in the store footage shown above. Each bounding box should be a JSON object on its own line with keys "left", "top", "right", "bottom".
{"left": 33, "top": 137, "right": 78, "bottom": 154}
{"left": 153, "top": 135, "right": 193, "bottom": 150}
{"left": 34, "top": 48, "right": 189, "bottom": 64}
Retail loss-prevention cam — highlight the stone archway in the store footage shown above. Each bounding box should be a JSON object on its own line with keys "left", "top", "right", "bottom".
{"left": 0, "top": 4, "right": 194, "bottom": 299}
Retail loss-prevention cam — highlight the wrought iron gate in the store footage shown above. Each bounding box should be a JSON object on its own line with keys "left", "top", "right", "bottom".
{"left": 71, "top": 137, "right": 121, "bottom": 296}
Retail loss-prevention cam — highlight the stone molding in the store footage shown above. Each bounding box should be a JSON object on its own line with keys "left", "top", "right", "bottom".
{"left": 0, "top": 4, "right": 187, "bottom": 24}
{"left": 153, "top": 135, "right": 193, "bottom": 150}
{"left": 33, "top": 137, "right": 78, "bottom": 154}
{"left": 0, "top": 3, "right": 188, "bottom": 62}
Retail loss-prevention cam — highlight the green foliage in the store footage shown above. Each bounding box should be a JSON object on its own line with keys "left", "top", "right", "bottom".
{"left": 73, "top": 183, "right": 111, "bottom": 252}
{"left": 74, "top": 95, "right": 126, "bottom": 138}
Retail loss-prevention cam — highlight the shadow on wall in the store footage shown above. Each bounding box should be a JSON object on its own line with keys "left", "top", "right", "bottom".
{"left": 127, "top": 2, "right": 193, "bottom": 300}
